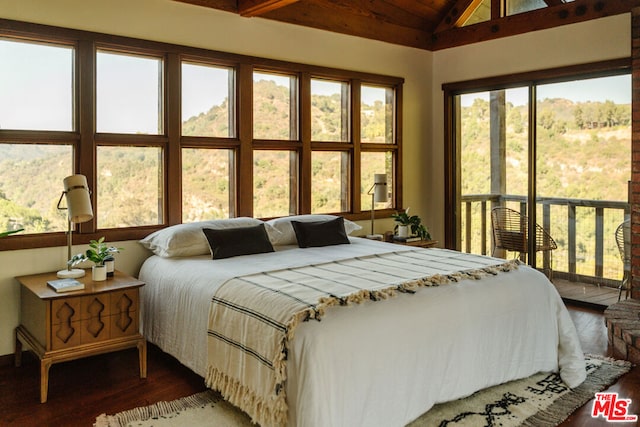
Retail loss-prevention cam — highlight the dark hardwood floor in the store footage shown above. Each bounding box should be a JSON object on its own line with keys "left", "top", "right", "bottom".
{"left": 1, "top": 304, "right": 638, "bottom": 426}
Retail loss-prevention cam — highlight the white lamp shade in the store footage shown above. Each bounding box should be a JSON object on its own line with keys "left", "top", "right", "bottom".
{"left": 63, "top": 174, "right": 93, "bottom": 223}
{"left": 373, "top": 173, "right": 388, "bottom": 203}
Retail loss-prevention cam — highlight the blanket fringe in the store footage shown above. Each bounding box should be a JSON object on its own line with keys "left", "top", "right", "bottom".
{"left": 206, "top": 366, "right": 287, "bottom": 427}
{"left": 211, "top": 258, "right": 521, "bottom": 427}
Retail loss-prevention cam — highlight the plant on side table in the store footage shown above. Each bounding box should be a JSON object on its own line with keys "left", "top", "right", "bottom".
{"left": 0, "top": 228, "right": 24, "bottom": 238}
{"left": 69, "top": 237, "right": 122, "bottom": 281}
{"left": 391, "top": 208, "right": 431, "bottom": 240}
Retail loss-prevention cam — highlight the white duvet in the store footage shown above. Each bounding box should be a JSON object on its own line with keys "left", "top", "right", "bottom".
{"left": 139, "top": 238, "right": 585, "bottom": 427}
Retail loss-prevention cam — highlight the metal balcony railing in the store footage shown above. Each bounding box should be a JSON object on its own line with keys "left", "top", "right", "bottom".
{"left": 460, "top": 194, "right": 630, "bottom": 287}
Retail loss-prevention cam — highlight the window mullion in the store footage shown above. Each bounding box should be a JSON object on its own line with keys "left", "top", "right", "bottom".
{"left": 394, "top": 84, "right": 403, "bottom": 211}
{"left": 166, "top": 52, "right": 182, "bottom": 226}
{"left": 352, "top": 80, "right": 362, "bottom": 214}
{"left": 237, "top": 62, "right": 254, "bottom": 217}
{"left": 300, "top": 72, "right": 312, "bottom": 214}
{"left": 77, "top": 38, "right": 96, "bottom": 234}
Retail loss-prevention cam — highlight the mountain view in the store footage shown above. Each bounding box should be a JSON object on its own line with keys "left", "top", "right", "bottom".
{"left": 460, "top": 96, "right": 631, "bottom": 280}
{"left": 0, "top": 79, "right": 390, "bottom": 232}
{"left": 1, "top": 78, "right": 631, "bottom": 281}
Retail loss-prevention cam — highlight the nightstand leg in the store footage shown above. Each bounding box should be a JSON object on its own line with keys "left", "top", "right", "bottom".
{"left": 14, "top": 328, "right": 22, "bottom": 368}
{"left": 40, "top": 359, "right": 52, "bottom": 403}
{"left": 138, "top": 339, "right": 147, "bottom": 378}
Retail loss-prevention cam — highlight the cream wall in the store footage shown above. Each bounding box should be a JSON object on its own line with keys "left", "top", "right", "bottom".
{"left": 0, "top": 3, "right": 632, "bottom": 358}
{"left": 429, "top": 14, "right": 631, "bottom": 247}
{"left": 0, "top": 0, "right": 432, "bottom": 356}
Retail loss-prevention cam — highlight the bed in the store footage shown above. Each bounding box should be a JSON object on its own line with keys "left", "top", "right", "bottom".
{"left": 138, "top": 215, "right": 586, "bottom": 427}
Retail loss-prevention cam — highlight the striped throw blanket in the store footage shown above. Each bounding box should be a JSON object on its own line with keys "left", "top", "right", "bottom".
{"left": 205, "top": 248, "right": 520, "bottom": 427}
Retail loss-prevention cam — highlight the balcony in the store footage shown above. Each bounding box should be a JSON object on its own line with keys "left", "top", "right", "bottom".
{"left": 461, "top": 193, "right": 629, "bottom": 308}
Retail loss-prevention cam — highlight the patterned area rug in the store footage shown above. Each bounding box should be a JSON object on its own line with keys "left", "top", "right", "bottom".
{"left": 95, "top": 356, "right": 631, "bottom": 427}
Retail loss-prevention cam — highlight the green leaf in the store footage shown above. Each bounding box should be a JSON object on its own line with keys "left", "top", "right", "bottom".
{"left": 0, "top": 228, "right": 24, "bottom": 238}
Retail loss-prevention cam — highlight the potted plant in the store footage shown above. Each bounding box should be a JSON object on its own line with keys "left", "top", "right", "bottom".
{"left": 0, "top": 228, "right": 24, "bottom": 238}
{"left": 69, "top": 237, "right": 122, "bottom": 281}
{"left": 391, "top": 208, "right": 431, "bottom": 240}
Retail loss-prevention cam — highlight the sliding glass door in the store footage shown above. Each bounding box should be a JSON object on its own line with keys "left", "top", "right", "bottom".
{"left": 459, "top": 87, "right": 529, "bottom": 256}
{"left": 534, "top": 75, "right": 630, "bottom": 283}
{"left": 454, "top": 72, "right": 630, "bottom": 285}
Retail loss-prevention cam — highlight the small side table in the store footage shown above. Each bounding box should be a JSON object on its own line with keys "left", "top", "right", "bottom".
{"left": 15, "top": 270, "right": 147, "bottom": 403}
{"left": 391, "top": 239, "right": 439, "bottom": 249}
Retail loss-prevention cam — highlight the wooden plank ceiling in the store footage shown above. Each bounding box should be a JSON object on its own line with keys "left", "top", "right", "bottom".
{"left": 174, "top": 0, "right": 640, "bottom": 50}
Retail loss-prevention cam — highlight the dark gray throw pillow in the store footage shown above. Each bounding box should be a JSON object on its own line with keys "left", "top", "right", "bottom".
{"left": 202, "top": 224, "right": 274, "bottom": 259}
{"left": 291, "top": 217, "right": 350, "bottom": 248}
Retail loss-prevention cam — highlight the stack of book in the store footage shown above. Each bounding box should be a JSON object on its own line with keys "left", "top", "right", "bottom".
{"left": 47, "top": 278, "right": 85, "bottom": 293}
{"left": 392, "top": 236, "right": 422, "bottom": 243}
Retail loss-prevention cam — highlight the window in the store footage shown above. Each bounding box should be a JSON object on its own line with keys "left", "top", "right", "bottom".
{"left": 462, "top": 0, "right": 576, "bottom": 26}
{"left": 311, "top": 151, "right": 350, "bottom": 213}
{"left": 0, "top": 21, "right": 402, "bottom": 250}
{"left": 96, "top": 50, "right": 164, "bottom": 134}
{"left": 0, "top": 37, "right": 75, "bottom": 236}
{"left": 361, "top": 85, "right": 394, "bottom": 144}
{"left": 310, "top": 78, "right": 351, "bottom": 214}
{"left": 0, "top": 144, "right": 73, "bottom": 234}
{"left": 507, "top": 0, "right": 562, "bottom": 16}
{"left": 447, "top": 66, "right": 630, "bottom": 287}
{"left": 95, "top": 49, "right": 166, "bottom": 230}
{"left": 182, "top": 62, "right": 235, "bottom": 138}
{"left": 254, "top": 150, "right": 297, "bottom": 218}
{"left": 182, "top": 148, "right": 233, "bottom": 221}
{"left": 361, "top": 151, "right": 393, "bottom": 211}
{"left": 311, "top": 79, "right": 349, "bottom": 142}
{"left": 0, "top": 39, "right": 74, "bottom": 131}
{"left": 96, "top": 146, "right": 164, "bottom": 228}
{"left": 253, "top": 72, "right": 298, "bottom": 140}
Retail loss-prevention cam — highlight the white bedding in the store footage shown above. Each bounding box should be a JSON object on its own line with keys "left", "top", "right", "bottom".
{"left": 139, "top": 238, "right": 585, "bottom": 427}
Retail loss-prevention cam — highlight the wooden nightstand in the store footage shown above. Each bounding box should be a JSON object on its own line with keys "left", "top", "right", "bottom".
{"left": 14, "top": 270, "right": 147, "bottom": 403}
{"left": 391, "top": 239, "right": 439, "bottom": 248}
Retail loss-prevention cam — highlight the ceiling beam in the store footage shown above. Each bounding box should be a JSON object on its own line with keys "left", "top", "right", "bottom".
{"left": 430, "top": 0, "right": 640, "bottom": 50}
{"left": 238, "top": 0, "right": 300, "bottom": 17}
{"left": 435, "top": 0, "right": 481, "bottom": 33}
{"left": 256, "top": 0, "right": 431, "bottom": 49}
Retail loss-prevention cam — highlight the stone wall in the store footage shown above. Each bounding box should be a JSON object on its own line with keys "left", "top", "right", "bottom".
{"left": 605, "top": 299, "right": 640, "bottom": 364}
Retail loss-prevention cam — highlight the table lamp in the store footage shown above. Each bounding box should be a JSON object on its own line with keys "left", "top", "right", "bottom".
{"left": 56, "top": 174, "right": 94, "bottom": 278}
{"left": 366, "top": 173, "right": 388, "bottom": 240}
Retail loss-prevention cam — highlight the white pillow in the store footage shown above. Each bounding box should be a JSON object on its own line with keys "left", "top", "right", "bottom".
{"left": 266, "top": 215, "right": 362, "bottom": 246}
{"left": 140, "top": 217, "right": 281, "bottom": 257}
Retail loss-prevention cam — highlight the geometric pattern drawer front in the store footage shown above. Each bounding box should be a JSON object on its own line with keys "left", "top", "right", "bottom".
{"left": 109, "top": 289, "right": 139, "bottom": 339}
{"left": 51, "top": 319, "right": 82, "bottom": 350}
{"left": 78, "top": 295, "right": 110, "bottom": 344}
{"left": 81, "top": 294, "right": 109, "bottom": 321}
{"left": 110, "top": 312, "right": 138, "bottom": 339}
{"left": 46, "top": 287, "right": 141, "bottom": 349}
{"left": 80, "top": 317, "right": 111, "bottom": 344}
{"left": 84, "top": 296, "right": 106, "bottom": 336}
{"left": 108, "top": 289, "right": 138, "bottom": 316}
{"left": 51, "top": 298, "right": 82, "bottom": 350}
{"left": 51, "top": 298, "right": 81, "bottom": 325}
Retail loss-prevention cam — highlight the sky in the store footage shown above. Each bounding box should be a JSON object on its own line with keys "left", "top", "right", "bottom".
{"left": 460, "top": 74, "right": 631, "bottom": 107}
{"left": 2, "top": 38, "right": 630, "bottom": 133}
{"left": 1, "top": 38, "right": 392, "bottom": 134}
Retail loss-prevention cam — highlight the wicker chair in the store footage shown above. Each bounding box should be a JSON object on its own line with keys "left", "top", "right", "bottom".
{"left": 491, "top": 207, "right": 557, "bottom": 279}
{"left": 615, "top": 219, "right": 631, "bottom": 301}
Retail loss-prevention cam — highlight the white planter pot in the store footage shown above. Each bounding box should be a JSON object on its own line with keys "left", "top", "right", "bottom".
{"left": 92, "top": 265, "right": 107, "bottom": 282}
{"left": 397, "top": 225, "right": 409, "bottom": 238}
